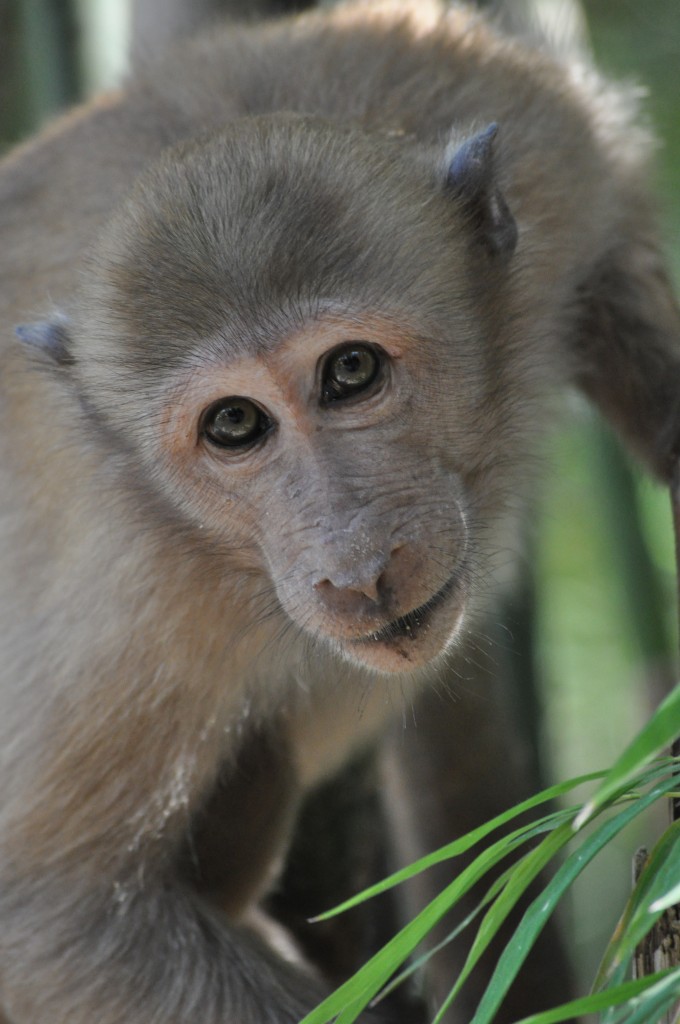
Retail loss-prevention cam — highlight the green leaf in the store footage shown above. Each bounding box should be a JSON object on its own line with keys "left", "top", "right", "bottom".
{"left": 617, "top": 974, "right": 680, "bottom": 1024}
{"left": 303, "top": 761, "right": 677, "bottom": 1024}
{"left": 300, "top": 808, "right": 574, "bottom": 1024}
{"left": 467, "top": 772, "right": 680, "bottom": 1024}
{"left": 507, "top": 970, "right": 680, "bottom": 1024}
{"left": 594, "top": 817, "right": 680, "bottom": 990}
{"left": 575, "top": 687, "right": 680, "bottom": 827}
{"left": 651, "top": 880, "right": 680, "bottom": 912}
{"left": 434, "top": 822, "right": 576, "bottom": 1023}
{"left": 374, "top": 896, "right": 488, "bottom": 1003}
{"left": 373, "top": 821, "right": 573, "bottom": 1006}
{"left": 312, "top": 772, "right": 603, "bottom": 921}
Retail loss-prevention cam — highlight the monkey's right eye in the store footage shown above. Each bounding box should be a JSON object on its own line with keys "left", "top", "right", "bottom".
{"left": 201, "top": 397, "right": 272, "bottom": 449}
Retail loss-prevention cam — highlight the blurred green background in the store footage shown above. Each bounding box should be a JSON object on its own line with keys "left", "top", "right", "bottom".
{"left": 1, "top": 0, "right": 678, "bottom": 998}
{"left": 537, "top": 0, "right": 680, "bottom": 985}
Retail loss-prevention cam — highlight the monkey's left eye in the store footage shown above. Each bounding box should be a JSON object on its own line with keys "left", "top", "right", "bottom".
{"left": 201, "top": 397, "right": 272, "bottom": 449}
{"left": 321, "top": 343, "right": 383, "bottom": 404}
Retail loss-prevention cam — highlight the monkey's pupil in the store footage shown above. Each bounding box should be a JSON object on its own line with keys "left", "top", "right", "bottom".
{"left": 225, "top": 407, "right": 246, "bottom": 425}
{"left": 204, "top": 397, "right": 267, "bottom": 448}
{"left": 323, "top": 343, "right": 380, "bottom": 401}
{"left": 339, "top": 354, "right": 361, "bottom": 374}
{"left": 334, "top": 350, "right": 371, "bottom": 385}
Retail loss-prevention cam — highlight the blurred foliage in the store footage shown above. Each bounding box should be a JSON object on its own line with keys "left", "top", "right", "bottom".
{"left": 0, "top": 0, "right": 128, "bottom": 151}
{"left": 301, "top": 701, "right": 680, "bottom": 1024}
{"left": 0, "top": 0, "right": 80, "bottom": 147}
{"left": 584, "top": 0, "right": 680, "bottom": 277}
{"left": 536, "top": 0, "right": 680, "bottom": 989}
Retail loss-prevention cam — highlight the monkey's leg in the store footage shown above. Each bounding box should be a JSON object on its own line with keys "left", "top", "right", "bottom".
{"left": 2, "top": 878, "right": 334, "bottom": 1024}
{"left": 0, "top": 726, "right": 332, "bottom": 1024}
{"left": 266, "top": 751, "right": 429, "bottom": 1024}
{"left": 267, "top": 751, "right": 393, "bottom": 980}
{"left": 382, "top": 631, "right": 574, "bottom": 1024}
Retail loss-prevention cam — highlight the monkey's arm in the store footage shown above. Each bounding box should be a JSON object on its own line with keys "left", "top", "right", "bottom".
{"left": 572, "top": 230, "right": 680, "bottom": 480}
{"left": 0, "top": 450, "right": 322, "bottom": 1024}
{"left": 0, "top": 671, "right": 325, "bottom": 1023}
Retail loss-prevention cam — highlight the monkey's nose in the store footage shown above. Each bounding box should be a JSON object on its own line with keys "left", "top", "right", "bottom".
{"left": 314, "top": 574, "right": 381, "bottom": 608}
{"left": 312, "top": 549, "right": 397, "bottom": 618}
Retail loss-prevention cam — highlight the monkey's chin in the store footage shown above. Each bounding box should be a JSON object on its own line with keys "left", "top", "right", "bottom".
{"left": 345, "top": 578, "right": 466, "bottom": 675}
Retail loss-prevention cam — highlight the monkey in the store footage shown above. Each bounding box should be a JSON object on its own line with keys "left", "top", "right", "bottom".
{"left": 1, "top": 1, "right": 679, "bottom": 1022}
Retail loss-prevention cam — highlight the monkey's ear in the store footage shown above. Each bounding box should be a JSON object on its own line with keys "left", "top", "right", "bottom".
{"left": 444, "top": 123, "right": 518, "bottom": 259}
{"left": 15, "top": 318, "right": 73, "bottom": 366}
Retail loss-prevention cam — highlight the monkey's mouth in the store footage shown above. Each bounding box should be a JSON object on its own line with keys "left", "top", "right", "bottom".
{"left": 356, "top": 572, "right": 461, "bottom": 647}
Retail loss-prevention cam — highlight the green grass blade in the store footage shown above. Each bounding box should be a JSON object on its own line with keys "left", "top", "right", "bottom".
{"left": 301, "top": 809, "right": 573, "bottom": 1024}
{"left": 575, "top": 688, "right": 680, "bottom": 828}
{"left": 301, "top": 854, "right": 504, "bottom": 1024}
{"left": 372, "top": 823, "right": 573, "bottom": 1006}
{"left": 374, "top": 809, "right": 576, "bottom": 1004}
{"left": 651, "top": 879, "right": 680, "bottom": 912}
{"left": 333, "top": 992, "right": 374, "bottom": 1024}
{"left": 304, "top": 762, "right": 676, "bottom": 1024}
{"left": 433, "top": 822, "right": 576, "bottom": 1023}
{"left": 616, "top": 974, "right": 680, "bottom": 1024}
{"left": 373, "top": 897, "right": 488, "bottom": 1003}
{"left": 506, "top": 971, "right": 679, "bottom": 1024}
{"left": 312, "top": 772, "right": 603, "bottom": 921}
{"left": 594, "top": 818, "right": 680, "bottom": 989}
{"left": 466, "top": 773, "right": 680, "bottom": 1024}
{"left": 605, "top": 969, "right": 680, "bottom": 1024}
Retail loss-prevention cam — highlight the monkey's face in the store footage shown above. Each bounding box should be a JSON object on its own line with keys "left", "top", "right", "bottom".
{"left": 68, "top": 118, "right": 526, "bottom": 675}
{"left": 152, "top": 310, "right": 476, "bottom": 674}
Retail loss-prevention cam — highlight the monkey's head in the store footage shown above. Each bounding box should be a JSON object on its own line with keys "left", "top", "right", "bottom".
{"left": 20, "top": 116, "right": 530, "bottom": 675}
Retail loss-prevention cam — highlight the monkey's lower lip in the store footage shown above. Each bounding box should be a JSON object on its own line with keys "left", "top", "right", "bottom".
{"left": 356, "top": 572, "right": 460, "bottom": 646}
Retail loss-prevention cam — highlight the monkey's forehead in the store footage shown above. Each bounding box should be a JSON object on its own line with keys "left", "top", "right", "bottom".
{"left": 79, "top": 117, "right": 473, "bottom": 368}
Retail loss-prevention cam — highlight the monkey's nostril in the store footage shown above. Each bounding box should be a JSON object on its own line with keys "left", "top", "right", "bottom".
{"left": 314, "top": 542, "right": 411, "bottom": 610}
{"left": 314, "top": 576, "right": 381, "bottom": 604}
